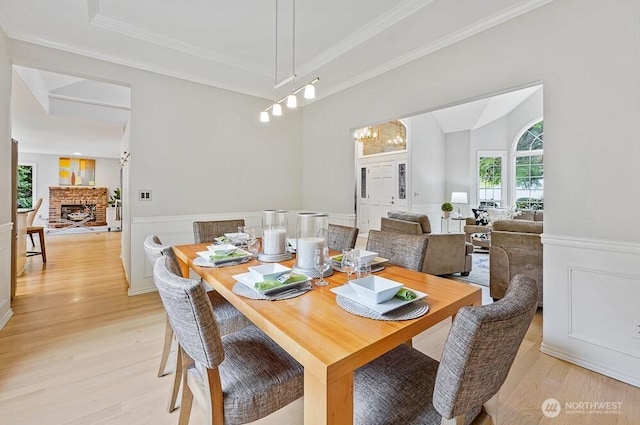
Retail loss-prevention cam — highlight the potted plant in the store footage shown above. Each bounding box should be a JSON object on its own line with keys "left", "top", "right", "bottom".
{"left": 108, "top": 187, "right": 121, "bottom": 208}
{"left": 107, "top": 188, "right": 121, "bottom": 230}
{"left": 441, "top": 202, "right": 453, "bottom": 219}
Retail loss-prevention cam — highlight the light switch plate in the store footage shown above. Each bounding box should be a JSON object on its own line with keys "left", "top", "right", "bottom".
{"left": 138, "top": 190, "right": 152, "bottom": 201}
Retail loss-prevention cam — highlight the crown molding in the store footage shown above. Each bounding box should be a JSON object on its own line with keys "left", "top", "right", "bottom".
{"left": 9, "top": 34, "right": 269, "bottom": 99}
{"left": 49, "top": 93, "right": 131, "bottom": 110}
{"left": 319, "top": 0, "right": 556, "bottom": 100}
{"left": 87, "top": 0, "right": 271, "bottom": 79}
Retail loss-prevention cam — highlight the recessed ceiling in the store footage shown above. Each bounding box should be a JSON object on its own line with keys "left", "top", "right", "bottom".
{"left": 2, "top": 1, "right": 552, "bottom": 157}
{"left": 431, "top": 85, "right": 542, "bottom": 133}
{"left": 11, "top": 67, "right": 129, "bottom": 158}
{"left": 0, "top": 0, "right": 554, "bottom": 101}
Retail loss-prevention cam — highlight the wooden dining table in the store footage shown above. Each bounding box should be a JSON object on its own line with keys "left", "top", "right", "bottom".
{"left": 173, "top": 243, "right": 482, "bottom": 425}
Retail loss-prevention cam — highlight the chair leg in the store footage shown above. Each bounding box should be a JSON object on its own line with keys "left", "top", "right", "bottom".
{"left": 168, "top": 346, "right": 183, "bottom": 413}
{"left": 29, "top": 232, "right": 35, "bottom": 248}
{"left": 177, "top": 349, "right": 193, "bottom": 425}
{"left": 158, "top": 317, "right": 174, "bottom": 377}
{"left": 38, "top": 230, "right": 46, "bottom": 263}
{"left": 441, "top": 414, "right": 465, "bottom": 425}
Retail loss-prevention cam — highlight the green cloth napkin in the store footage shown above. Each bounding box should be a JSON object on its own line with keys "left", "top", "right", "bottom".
{"left": 395, "top": 288, "right": 417, "bottom": 300}
{"left": 254, "top": 274, "right": 308, "bottom": 291}
{"left": 209, "top": 251, "right": 245, "bottom": 261}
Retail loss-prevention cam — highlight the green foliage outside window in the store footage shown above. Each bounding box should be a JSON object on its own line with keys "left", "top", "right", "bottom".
{"left": 479, "top": 157, "right": 502, "bottom": 188}
{"left": 17, "top": 165, "right": 33, "bottom": 209}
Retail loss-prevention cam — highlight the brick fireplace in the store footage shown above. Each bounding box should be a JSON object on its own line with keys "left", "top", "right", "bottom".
{"left": 48, "top": 187, "right": 108, "bottom": 228}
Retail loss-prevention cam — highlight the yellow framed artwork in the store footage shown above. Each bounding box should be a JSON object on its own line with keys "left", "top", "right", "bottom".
{"left": 59, "top": 157, "right": 96, "bottom": 186}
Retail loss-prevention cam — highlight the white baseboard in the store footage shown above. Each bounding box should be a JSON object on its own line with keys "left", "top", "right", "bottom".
{"left": 540, "top": 343, "right": 640, "bottom": 388}
{"left": 128, "top": 285, "right": 158, "bottom": 296}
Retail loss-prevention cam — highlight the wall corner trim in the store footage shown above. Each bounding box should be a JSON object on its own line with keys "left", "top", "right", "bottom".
{"left": 0, "top": 308, "right": 14, "bottom": 331}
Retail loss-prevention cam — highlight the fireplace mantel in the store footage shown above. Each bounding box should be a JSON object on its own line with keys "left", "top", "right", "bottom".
{"left": 48, "top": 187, "right": 108, "bottom": 228}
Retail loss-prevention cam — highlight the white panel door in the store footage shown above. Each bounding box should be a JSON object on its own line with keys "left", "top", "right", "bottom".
{"left": 368, "top": 162, "right": 396, "bottom": 231}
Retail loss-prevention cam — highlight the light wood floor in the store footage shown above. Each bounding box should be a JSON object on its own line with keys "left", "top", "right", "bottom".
{"left": 1, "top": 232, "right": 638, "bottom": 425}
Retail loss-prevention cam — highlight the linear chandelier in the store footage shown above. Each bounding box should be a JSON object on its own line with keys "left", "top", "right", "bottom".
{"left": 260, "top": 0, "right": 318, "bottom": 123}
{"left": 355, "top": 121, "right": 407, "bottom": 146}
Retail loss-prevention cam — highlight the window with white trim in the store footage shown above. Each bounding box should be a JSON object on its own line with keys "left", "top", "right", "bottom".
{"left": 477, "top": 151, "right": 506, "bottom": 209}
{"left": 515, "top": 121, "right": 543, "bottom": 210}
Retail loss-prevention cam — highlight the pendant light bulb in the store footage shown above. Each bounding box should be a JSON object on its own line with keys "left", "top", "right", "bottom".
{"left": 272, "top": 103, "right": 282, "bottom": 116}
{"left": 286, "top": 94, "right": 297, "bottom": 108}
{"left": 260, "top": 111, "right": 270, "bottom": 122}
{"left": 303, "top": 83, "right": 315, "bottom": 99}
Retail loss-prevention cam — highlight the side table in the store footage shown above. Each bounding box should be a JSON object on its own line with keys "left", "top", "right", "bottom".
{"left": 470, "top": 232, "right": 491, "bottom": 251}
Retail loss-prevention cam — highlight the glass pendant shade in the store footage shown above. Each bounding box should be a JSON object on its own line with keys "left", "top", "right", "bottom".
{"left": 303, "top": 84, "right": 315, "bottom": 99}
{"left": 260, "top": 111, "right": 270, "bottom": 122}
{"left": 286, "top": 94, "right": 297, "bottom": 108}
{"left": 272, "top": 103, "right": 282, "bottom": 116}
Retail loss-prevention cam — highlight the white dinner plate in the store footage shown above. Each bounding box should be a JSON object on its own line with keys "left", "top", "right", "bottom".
{"left": 330, "top": 284, "right": 427, "bottom": 314}
{"left": 331, "top": 263, "right": 385, "bottom": 273}
{"left": 196, "top": 249, "right": 251, "bottom": 265}
{"left": 232, "top": 272, "right": 311, "bottom": 295}
{"left": 330, "top": 255, "right": 389, "bottom": 266}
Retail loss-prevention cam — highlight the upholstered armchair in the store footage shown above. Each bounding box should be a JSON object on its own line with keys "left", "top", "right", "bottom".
{"left": 380, "top": 211, "right": 473, "bottom": 276}
{"left": 489, "top": 219, "right": 543, "bottom": 307}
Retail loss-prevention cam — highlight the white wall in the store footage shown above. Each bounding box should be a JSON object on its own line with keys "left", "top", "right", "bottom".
{"left": 301, "top": 0, "right": 640, "bottom": 386}
{"left": 409, "top": 113, "right": 445, "bottom": 222}
{"left": 17, "top": 152, "right": 120, "bottom": 227}
{"left": 444, "top": 131, "right": 472, "bottom": 218}
{"left": 9, "top": 39, "right": 303, "bottom": 294}
{"left": 0, "top": 26, "right": 13, "bottom": 329}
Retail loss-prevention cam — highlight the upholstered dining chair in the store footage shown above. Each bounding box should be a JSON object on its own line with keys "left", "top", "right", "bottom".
{"left": 193, "top": 219, "right": 245, "bottom": 243}
{"left": 26, "top": 198, "right": 46, "bottom": 263}
{"left": 143, "top": 235, "right": 251, "bottom": 412}
{"left": 353, "top": 274, "right": 539, "bottom": 425}
{"left": 153, "top": 255, "right": 304, "bottom": 425}
{"left": 327, "top": 224, "right": 359, "bottom": 252}
{"left": 366, "top": 230, "right": 428, "bottom": 272}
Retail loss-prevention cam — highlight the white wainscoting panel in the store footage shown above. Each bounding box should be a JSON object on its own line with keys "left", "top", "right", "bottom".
{"left": 0, "top": 222, "right": 14, "bottom": 331}
{"left": 129, "top": 211, "right": 355, "bottom": 295}
{"left": 541, "top": 234, "right": 640, "bottom": 388}
{"left": 568, "top": 267, "right": 640, "bottom": 358}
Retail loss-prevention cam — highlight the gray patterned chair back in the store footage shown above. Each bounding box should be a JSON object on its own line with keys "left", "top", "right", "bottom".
{"left": 153, "top": 255, "right": 225, "bottom": 369}
{"left": 193, "top": 219, "right": 246, "bottom": 243}
{"left": 366, "top": 230, "right": 427, "bottom": 272}
{"left": 433, "top": 274, "right": 538, "bottom": 419}
{"left": 144, "top": 235, "right": 167, "bottom": 266}
{"left": 327, "top": 224, "right": 359, "bottom": 251}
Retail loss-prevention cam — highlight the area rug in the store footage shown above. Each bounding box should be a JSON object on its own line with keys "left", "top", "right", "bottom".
{"left": 444, "top": 251, "right": 489, "bottom": 287}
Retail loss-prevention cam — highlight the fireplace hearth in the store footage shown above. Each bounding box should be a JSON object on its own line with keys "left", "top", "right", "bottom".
{"left": 48, "top": 187, "right": 107, "bottom": 228}
{"left": 61, "top": 204, "right": 96, "bottom": 222}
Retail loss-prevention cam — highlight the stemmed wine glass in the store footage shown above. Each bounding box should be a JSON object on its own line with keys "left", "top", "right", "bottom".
{"left": 341, "top": 248, "right": 356, "bottom": 281}
{"left": 245, "top": 228, "right": 260, "bottom": 258}
{"left": 314, "top": 247, "right": 331, "bottom": 286}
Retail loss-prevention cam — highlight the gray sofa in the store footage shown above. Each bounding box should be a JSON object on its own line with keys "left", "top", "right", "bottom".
{"left": 380, "top": 211, "right": 473, "bottom": 276}
{"left": 489, "top": 218, "right": 543, "bottom": 307}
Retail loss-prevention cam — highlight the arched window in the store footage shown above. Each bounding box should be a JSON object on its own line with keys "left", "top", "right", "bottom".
{"left": 514, "top": 121, "right": 543, "bottom": 210}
